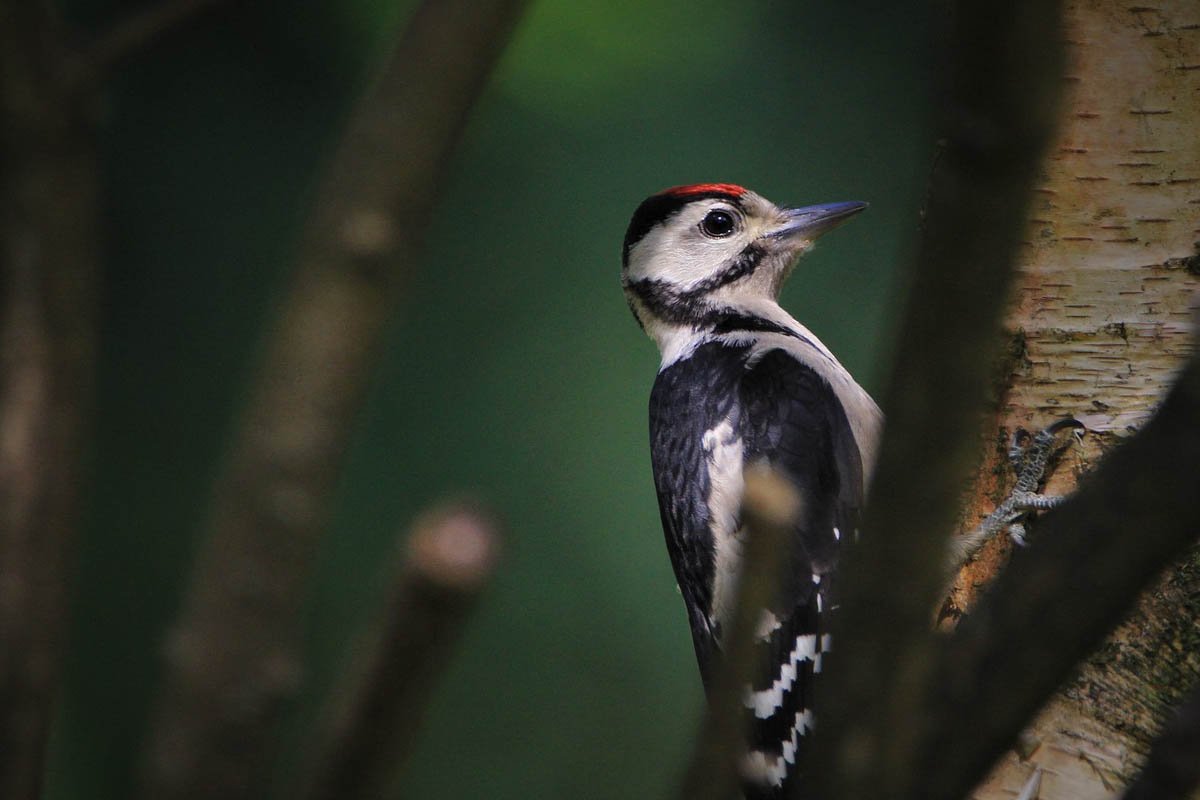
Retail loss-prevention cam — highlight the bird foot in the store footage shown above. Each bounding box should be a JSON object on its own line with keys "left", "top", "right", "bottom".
{"left": 948, "top": 418, "right": 1084, "bottom": 571}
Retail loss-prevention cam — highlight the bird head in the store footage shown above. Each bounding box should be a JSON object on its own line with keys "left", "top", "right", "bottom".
{"left": 621, "top": 183, "right": 866, "bottom": 335}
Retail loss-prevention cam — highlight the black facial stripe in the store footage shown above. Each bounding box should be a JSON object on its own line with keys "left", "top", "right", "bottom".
{"left": 711, "top": 313, "right": 832, "bottom": 361}
{"left": 709, "top": 311, "right": 801, "bottom": 338}
{"left": 625, "top": 277, "right": 831, "bottom": 360}
{"left": 624, "top": 278, "right": 710, "bottom": 327}
{"left": 693, "top": 243, "right": 764, "bottom": 293}
{"left": 622, "top": 190, "right": 746, "bottom": 265}
{"left": 624, "top": 242, "right": 762, "bottom": 324}
{"left": 626, "top": 240, "right": 765, "bottom": 318}
{"left": 626, "top": 279, "right": 794, "bottom": 336}
{"left": 712, "top": 313, "right": 834, "bottom": 364}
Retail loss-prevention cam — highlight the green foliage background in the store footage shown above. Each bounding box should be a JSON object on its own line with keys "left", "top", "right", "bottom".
{"left": 46, "top": 1, "right": 931, "bottom": 797}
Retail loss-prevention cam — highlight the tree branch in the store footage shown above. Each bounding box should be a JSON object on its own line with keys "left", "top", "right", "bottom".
{"left": 928, "top": 3, "right": 1200, "bottom": 796}
{"left": 298, "top": 503, "right": 501, "bottom": 800}
{"left": 678, "top": 468, "right": 800, "bottom": 800}
{"left": 812, "top": 4, "right": 1065, "bottom": 798}
{"left": 0, "top": 4, "right": 99, "bottom": 798}
{"left": 137, "top": 2, "right": 529, "bottom": 798}
{"left": 915, "top": 340, "right": 1200, "bottom": 800}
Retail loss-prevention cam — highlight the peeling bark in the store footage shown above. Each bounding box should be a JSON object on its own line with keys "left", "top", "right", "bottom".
{"left": 948, "top": 2, "right": 1200, "bottom": 797}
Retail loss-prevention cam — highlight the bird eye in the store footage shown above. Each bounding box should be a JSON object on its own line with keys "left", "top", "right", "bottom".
{"left": 699, "top": 209, "right": 737, "bottom": 238}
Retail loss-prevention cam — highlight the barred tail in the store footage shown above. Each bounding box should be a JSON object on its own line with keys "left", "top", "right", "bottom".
{"left": 738, "top": 604, "right": 830, "bottom": 798}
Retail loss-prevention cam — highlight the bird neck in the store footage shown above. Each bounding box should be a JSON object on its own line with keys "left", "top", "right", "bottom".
{"left": 631, "top": 295, "right": 809, "bottom": 368}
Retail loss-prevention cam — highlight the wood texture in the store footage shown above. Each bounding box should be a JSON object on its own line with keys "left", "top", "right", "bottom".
{"left": 815, "top": 4, "right": 1068, "bottom": 798}
{"left": 949, "top": 3, "right": 1200, "bottom": 797}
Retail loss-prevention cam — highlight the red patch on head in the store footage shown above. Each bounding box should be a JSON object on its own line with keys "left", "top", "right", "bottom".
{"left": 658, "top": 183, "right": 748, "bottom": 199}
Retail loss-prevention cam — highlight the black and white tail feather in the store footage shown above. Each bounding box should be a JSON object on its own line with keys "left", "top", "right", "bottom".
{"left": 623, "top": 184, "right": 882, "bottom": 798}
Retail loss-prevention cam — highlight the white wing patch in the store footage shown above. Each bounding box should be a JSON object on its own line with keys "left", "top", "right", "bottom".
{"left": 702, "top": 417, "right": 745, "bottom": 629}
{"left": 744, "top": 633, "right": 818, "bottom": 718}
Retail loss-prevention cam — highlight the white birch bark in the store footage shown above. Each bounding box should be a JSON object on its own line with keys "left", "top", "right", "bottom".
{"left": 947, "top": 3, "right": 1200, "bottom": 797}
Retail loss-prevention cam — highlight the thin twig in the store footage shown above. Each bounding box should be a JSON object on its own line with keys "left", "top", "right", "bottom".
{"left": 0, "top": 5, "right": 100, "bottom": 798}
{"left": 1121, "top": 680, "right": 1200, "bottom": 800}
{"left": 813, "top": 4, "right": 1065, "bottom": 799}
{"left": 137, "top": 2, "right": 529, "bottom": 798}
{"left": 677, "top": 468, "right": 801, "bottom": 800}
{"left": 916, "top": 343, "right": 1200, "bottom": 800}
{"left": 299, "top": 503, "right": 501, "bottom": 800}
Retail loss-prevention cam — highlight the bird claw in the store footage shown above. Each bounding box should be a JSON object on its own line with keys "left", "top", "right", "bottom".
{"left": 1007, "top": 428, "right": 1032, "bottom": 474}
{"left": 1009, "top": 418, "right": 1084, "bottom": 496}
{"left": 949, "top": 418, "right": 1083, "bottom": 570}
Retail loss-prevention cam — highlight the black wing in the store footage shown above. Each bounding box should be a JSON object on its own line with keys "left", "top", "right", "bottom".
{"left": 737, "top": 347, "right": 865, "bottom": 798}
{"left": 648, "top": 343, "right": 745, "bottom": 686}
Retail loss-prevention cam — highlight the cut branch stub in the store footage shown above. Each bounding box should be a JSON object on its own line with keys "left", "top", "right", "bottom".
{"left": 299, "top": 503, "right": 501, "bottom": 800}
{"left": 137, "top": 2, "right": 529, "bottom": 798}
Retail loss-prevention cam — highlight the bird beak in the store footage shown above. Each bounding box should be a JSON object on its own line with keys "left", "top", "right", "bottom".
{"left": 770, "top": 201, "right": 868, "bottom": 242}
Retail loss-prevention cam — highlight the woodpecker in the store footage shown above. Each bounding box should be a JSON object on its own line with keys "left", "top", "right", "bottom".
{"left": 621, "top": 184, "right": 882, "bottom": 798}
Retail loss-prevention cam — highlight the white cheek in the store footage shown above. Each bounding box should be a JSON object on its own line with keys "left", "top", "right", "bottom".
{"left": 627, "top": 227, "right": 745, "bottom": 289}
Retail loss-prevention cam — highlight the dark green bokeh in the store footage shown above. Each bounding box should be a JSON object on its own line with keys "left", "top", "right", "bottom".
{"left": 44, "top": 2, "right": 931, "bottom": 798}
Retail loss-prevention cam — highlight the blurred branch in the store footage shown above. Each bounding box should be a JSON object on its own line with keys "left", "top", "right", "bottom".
{"left": 678, "top": 468, "right": 800, "bottom": 800}
{"left": 1121, "top": 680, "right": 1200, "bottom": 800}
{"left": 0, "top": 4, "right": 99, "bottom": 799}
{"left": 76, "top": 0, "right": 233, "bottom": 80}
{"left": 916, "top": 342, "right": 1200, "bottom": 800}
{"left": 299, "top": 503, "right": 501, "bottom": 800}
{"left": 814, "top": 4, "right": 1065, "bottom": 799}
{"left": 137, "top": 2, "right": 529, "bottom": 798}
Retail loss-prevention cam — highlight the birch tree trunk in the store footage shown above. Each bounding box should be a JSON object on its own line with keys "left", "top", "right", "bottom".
{"left": 945, "top": 2, "right": 1200, "bottom": 797}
